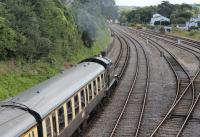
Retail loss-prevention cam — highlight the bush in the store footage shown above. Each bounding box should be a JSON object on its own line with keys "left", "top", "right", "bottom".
{"left": 189, "top": 26, "right": 199, "bottom": 31}
{"left": 146, "top": 24, "right": 155, "bottom": 30}
{"left": 170, "top": 28, "right": 200, "bottom": 40}
{"left": 135, "top": 24, "right": 142, "bottom": 29}
{"left": 159, "top": 27, "right": 165, "bottom": 34}
{"left": 0, "top": 0, "right": 84, "bottom": 62}
{"left": 0, "top": 0, "right": 113, "bottom": 100}
{"left": 0, "top": 17, "right": 25, "bottom": 60}
{"left": 189, "top": 30, "right": 198, "bottom": 36}
{"left": 172, "top": 17, "right": 187, "bottom": 24}
{"left": 129, "top": 23, "right": 136, "bottom": 27}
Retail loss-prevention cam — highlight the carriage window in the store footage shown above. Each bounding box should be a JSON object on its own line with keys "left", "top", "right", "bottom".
{"left": 52, "top": 112, "right": 57, "bottom": 137}
{"left": 101, "top": 74, "right": 104, "bottom": 87}
{"left": 46, "top": 117, "right": 52, "bottom": 137}
{"left": 21, "top": 127, "right": 38, "bottom": 137}
{"left": 93, "top": 81, "right": 97, "bottom": 96}
{"left": 85, "top": 88, "right": 89, "bottom": 103}
{"left": 88, "top": 84, "right": 93, "bottom": 100}
{"left": 80, "top": 90, "right": 86, "bottom": 109}
{"left": 58, "top": 107, "right": 65, "bottom": 133}
{"left": 32, "top": 131, "right": 35, "bottom": 137}
{"left": 67, "top": 100, "right": 73, "bottom": 123}
{"left": 97, "top": 77, "right": 101, "bottom": 91}
{"left": 74, "top": 95, "right": 79, "bottom": 115}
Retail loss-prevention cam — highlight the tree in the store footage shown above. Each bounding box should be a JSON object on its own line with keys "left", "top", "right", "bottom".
{"left": 171, "top": 17, "right": 187, "bottom": 24}
{"left": 0, "top": 0, "right": 84, "bottom": 61}
{"left": 0, "top": 0, "right": 117, "bottom": 62}
{"left": 120, "top": 6, "right": 157, "bottom": 24}
{"left": 100, "top": 0, "right": 118, "bottom": 20}
{"left": 157, "top": 1, "right": 174, "bottom": 18}
{"left": 170, "top": 4, "right": 192, "bottom": 24}
{"left": 119, "top": 1, "right": 194, "bottom": 26}
{"left": 119, "top": 11, "right": 128, "bottom": 23}
{"left": 194, "top": 7, "right": 200, "bottom": 14}
{"left": 0, "top": 17, "right": 25, "bottom": 60}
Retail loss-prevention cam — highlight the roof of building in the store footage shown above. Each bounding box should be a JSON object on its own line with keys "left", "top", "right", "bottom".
{"left": 150, "top": 13, "right": 170, "bottom": 24}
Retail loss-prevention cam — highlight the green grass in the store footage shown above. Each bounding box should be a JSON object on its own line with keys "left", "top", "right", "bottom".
{"left": 0, "top": 28, "right": 111, "bottom": 101}
{"left": 0, "top": 61, "right": 59, "bottom": 100}
{"left": 170, "top": 28, "right": 200, "bottom": 40}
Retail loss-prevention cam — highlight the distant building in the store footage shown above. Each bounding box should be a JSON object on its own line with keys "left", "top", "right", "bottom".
{"left": 191, "top": 13, "right": 200, "bottom": 21}
{"left": 185, "top": 13, "right": 200, "bottom": 29}
{"left": 176, "top": 24, "right": 188, "bottom": 30}
{"left": 114, "top": 19, "right": 119, "bottom": 24}
{"left": 150, "top": 14, "right": 170, "bottom": 26}
{"left": 186, "top": 21, "right": 198, "bottom": 28}
{"left": 164, "top": 26, "right": 172, "bottom": 32}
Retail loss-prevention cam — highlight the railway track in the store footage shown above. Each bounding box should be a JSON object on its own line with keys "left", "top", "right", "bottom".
{"left": 112, "top": 33, "right": 129, "bottom": 77}
{"left": 108, "top": 29, "right": 150, "bottom": 137}
{"left": 113, "top": 34, "right": 123, "bottom": 70}
{"left": 81, "top": 25, "right": 200, "bottom": 137}
{"left": 133, "top": 29, "right": 200, "bottom": 47}
{"left": 128, "top": 28, "right": 200, "bottom": 137}
{"left": 118, "top": 28, "right": 195, "bottom": 137}
{"left": 116, "top": 26, "right": 200, "bottom": 136}
{"left": 107, "top": 34, "right": 123, "bottom": 70}
{"left": 79, "top": 29, "right": 136, "bottom": 137}
{"left": 145, "top": 39, "right": 194, "bottom": 137}
{"left": 129, "top": 28, "right": 200, "bottom": 54}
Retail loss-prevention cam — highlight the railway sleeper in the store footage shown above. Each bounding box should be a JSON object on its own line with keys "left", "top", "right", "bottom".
{"left": 180, "top": 78, "right": 190, "bottom": 83}
{"left": 168, "top": 114, "right": 187, "bottom": 119}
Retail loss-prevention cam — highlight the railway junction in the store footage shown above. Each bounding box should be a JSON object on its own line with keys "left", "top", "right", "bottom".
{"left": 79, "top": 24, "right": 200, "bottom": 137}
{"left": 1, "top": 23, "right": 200, "bottom": 137}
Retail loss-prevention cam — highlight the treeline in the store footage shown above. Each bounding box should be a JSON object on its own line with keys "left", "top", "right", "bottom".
{"left": 0, "top": 0, "right": 118, "bottom": 62}
{"left": 0, "top": 0, "right": 83, "bottom": 62}
{"left": 120, "top": 1, "right": 199, "bottom": 25}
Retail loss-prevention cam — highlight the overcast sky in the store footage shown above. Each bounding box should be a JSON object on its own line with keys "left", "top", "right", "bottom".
{"left": 115, "top": 0, "right": 198, "bottom": 7}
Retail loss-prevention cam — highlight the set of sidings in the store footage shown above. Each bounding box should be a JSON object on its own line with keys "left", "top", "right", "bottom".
{"left": 136, "top": 31, "right": 193, "bottom": 137}
{"left": 83, "top": 25, "right": 200, "bottom": 137}
{"left": 82, "top": 26, "right": 151, "bottom": 137}
{"left": 130, "top": 28, "right": 200, "bottom": 137}
{"left": 108, "top": 27, "right": 150, "bottom": 137}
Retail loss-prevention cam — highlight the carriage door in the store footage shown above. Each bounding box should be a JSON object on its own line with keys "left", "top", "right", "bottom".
{"left": 52, "top": 112, "right": 57, "bottom": 137}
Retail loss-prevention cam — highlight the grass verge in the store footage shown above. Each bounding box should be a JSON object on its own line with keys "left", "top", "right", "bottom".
{"left": 170, "top": 28, "right": 200, "bottom": 41}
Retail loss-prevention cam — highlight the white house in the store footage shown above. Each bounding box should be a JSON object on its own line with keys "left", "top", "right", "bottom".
{"left": 186, "top": 21, "right": 198, "bottom": 28}
{"left": 185, "top": 13, "right": 200, "bottom": 29}
{"left": 150, "top": 14, "right": 170, "bottom": 26}
{"left": 190, "top": 13, "right": 200, "bottom": 22}
{"left": 176, "top": 24, "right": 188, "bottom": 30}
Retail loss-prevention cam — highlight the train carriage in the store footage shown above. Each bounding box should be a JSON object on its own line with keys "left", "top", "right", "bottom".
{"left": 0, "top": 57, "right": 115, "bottom": 137}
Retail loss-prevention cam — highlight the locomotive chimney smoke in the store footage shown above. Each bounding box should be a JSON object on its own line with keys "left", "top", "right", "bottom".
{"left": 61, "top": 0, "right": 118, "bottom": 47}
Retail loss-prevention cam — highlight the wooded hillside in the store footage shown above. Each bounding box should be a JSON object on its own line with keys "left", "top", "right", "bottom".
{"left": 0, "top": 0, "right": 117, "bottom": 100}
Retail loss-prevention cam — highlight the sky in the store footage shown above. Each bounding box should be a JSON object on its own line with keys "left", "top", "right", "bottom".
{"left": 115, "top": 0, "right": 199, "bottom": 7}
